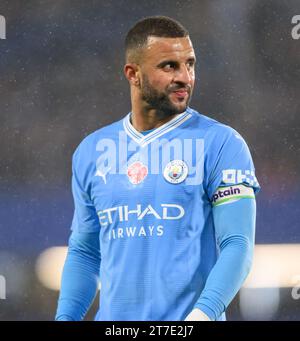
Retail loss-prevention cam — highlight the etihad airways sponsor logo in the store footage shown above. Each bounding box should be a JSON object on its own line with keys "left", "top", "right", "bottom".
{"left": 97, "top": 203, "right": 185, "bottom": 227}
{"left": 108, "top": 225, "right": 164, "bottom": 240}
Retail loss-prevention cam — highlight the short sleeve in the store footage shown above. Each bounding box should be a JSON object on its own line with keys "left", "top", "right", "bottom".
{"left": 71, "top": 147, "right": 100, "bottom": 233}
{"left": 206, "top": 128, "right": 260, "bottom": 201}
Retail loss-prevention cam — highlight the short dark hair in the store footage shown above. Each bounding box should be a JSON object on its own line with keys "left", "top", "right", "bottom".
{"left": 125, "top": 16, "right": 189, "bottom": 62}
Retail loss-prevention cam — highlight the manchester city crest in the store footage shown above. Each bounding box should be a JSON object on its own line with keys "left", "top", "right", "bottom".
{"left": 163, "top": 160, "right": 188, "bottom": 184}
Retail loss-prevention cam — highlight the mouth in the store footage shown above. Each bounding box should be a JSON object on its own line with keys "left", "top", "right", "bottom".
{"left": 171, "top": 89, "right": 189, "bottom": 99}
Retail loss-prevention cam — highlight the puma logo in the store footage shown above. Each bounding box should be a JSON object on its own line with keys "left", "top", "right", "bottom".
{"left": 95, "top": 166, "right": 111, "bottom": 184}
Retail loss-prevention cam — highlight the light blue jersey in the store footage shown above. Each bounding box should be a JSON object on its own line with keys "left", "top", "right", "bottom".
{"left": 70, "top": 107, "right": 260, "bottom": 321}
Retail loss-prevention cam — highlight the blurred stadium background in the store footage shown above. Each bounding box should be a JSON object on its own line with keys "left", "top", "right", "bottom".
{"left": 0, "top": 0, "right": 299, "bottom": 320}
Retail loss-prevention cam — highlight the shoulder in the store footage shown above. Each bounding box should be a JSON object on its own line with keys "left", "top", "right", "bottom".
{"left": 187, "top": 107, "right": 247, "bottom": 147}
{"left": 73, "top": 117, "right": 123, "bottom": 159}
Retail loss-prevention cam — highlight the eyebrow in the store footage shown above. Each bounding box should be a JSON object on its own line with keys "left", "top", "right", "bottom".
{"left": 156, "top": 56, "right": 196, "bottom": 68}
{"left": 187, "top": 56, "right": 196, "bottom": 64}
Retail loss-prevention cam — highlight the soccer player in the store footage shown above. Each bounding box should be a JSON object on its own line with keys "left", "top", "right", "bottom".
{"left": 55, "top": 16, "right": 260, "bottom": 321}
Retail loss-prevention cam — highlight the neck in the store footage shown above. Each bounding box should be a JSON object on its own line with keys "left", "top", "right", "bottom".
{"left": 130, "top": 91, "right": 179, "bottom": 132}
{"left": 130, "top": 109, "right": 178, "bottom": 132}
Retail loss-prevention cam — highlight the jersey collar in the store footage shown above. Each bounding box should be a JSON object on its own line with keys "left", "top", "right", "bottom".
{"left": 123, "top": 110, "right": 192, "bottom": 147}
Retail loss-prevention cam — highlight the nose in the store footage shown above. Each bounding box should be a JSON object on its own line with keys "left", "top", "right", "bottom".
{"left": 174, "top": 64, "right": 193, "bottom": 85}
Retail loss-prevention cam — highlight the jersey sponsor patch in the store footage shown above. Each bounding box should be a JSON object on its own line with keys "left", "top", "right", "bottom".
{"left": 212, "top": 184, "right": 255, "bottom": 206}
{"left": 127, "top": 161, "right": 148, "bottom": 185}
{"left": 163, "top": 160, "right": 188, "bottom": 184}
{"left": 222, "top": 169, "right": 259, "bottom": 187}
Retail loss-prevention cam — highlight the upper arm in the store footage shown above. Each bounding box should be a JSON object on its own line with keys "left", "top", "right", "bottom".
{"left": 71, "top": 146, "right": 100, "bottom": 233}
{"left": 205, "top": 127, "right": 260, "bottom": 201}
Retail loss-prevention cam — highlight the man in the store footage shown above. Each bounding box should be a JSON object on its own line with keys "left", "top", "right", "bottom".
{"left": 55, "top": 16, "right": 260, "bottom": 321}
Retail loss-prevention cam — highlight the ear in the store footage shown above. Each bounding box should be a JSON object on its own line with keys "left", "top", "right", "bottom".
{"left": 124, "top": 63, "right": 140, "bottom": 87}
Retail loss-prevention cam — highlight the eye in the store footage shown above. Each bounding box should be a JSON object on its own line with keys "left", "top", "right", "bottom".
{"left": 187, "top": 60, "right": 195, "bottom": 69}
{"left": 162, "top": 62, "right": 177, "bottom": 71}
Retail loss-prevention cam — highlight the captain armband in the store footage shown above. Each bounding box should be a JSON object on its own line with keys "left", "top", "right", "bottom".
{"left": 211, "top": 184, "right": 255, "bottom": 207}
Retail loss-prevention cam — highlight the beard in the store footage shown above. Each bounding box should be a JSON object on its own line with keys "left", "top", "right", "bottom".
{"left": 140, "top": 75, "right": 192, "bottom": 120}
